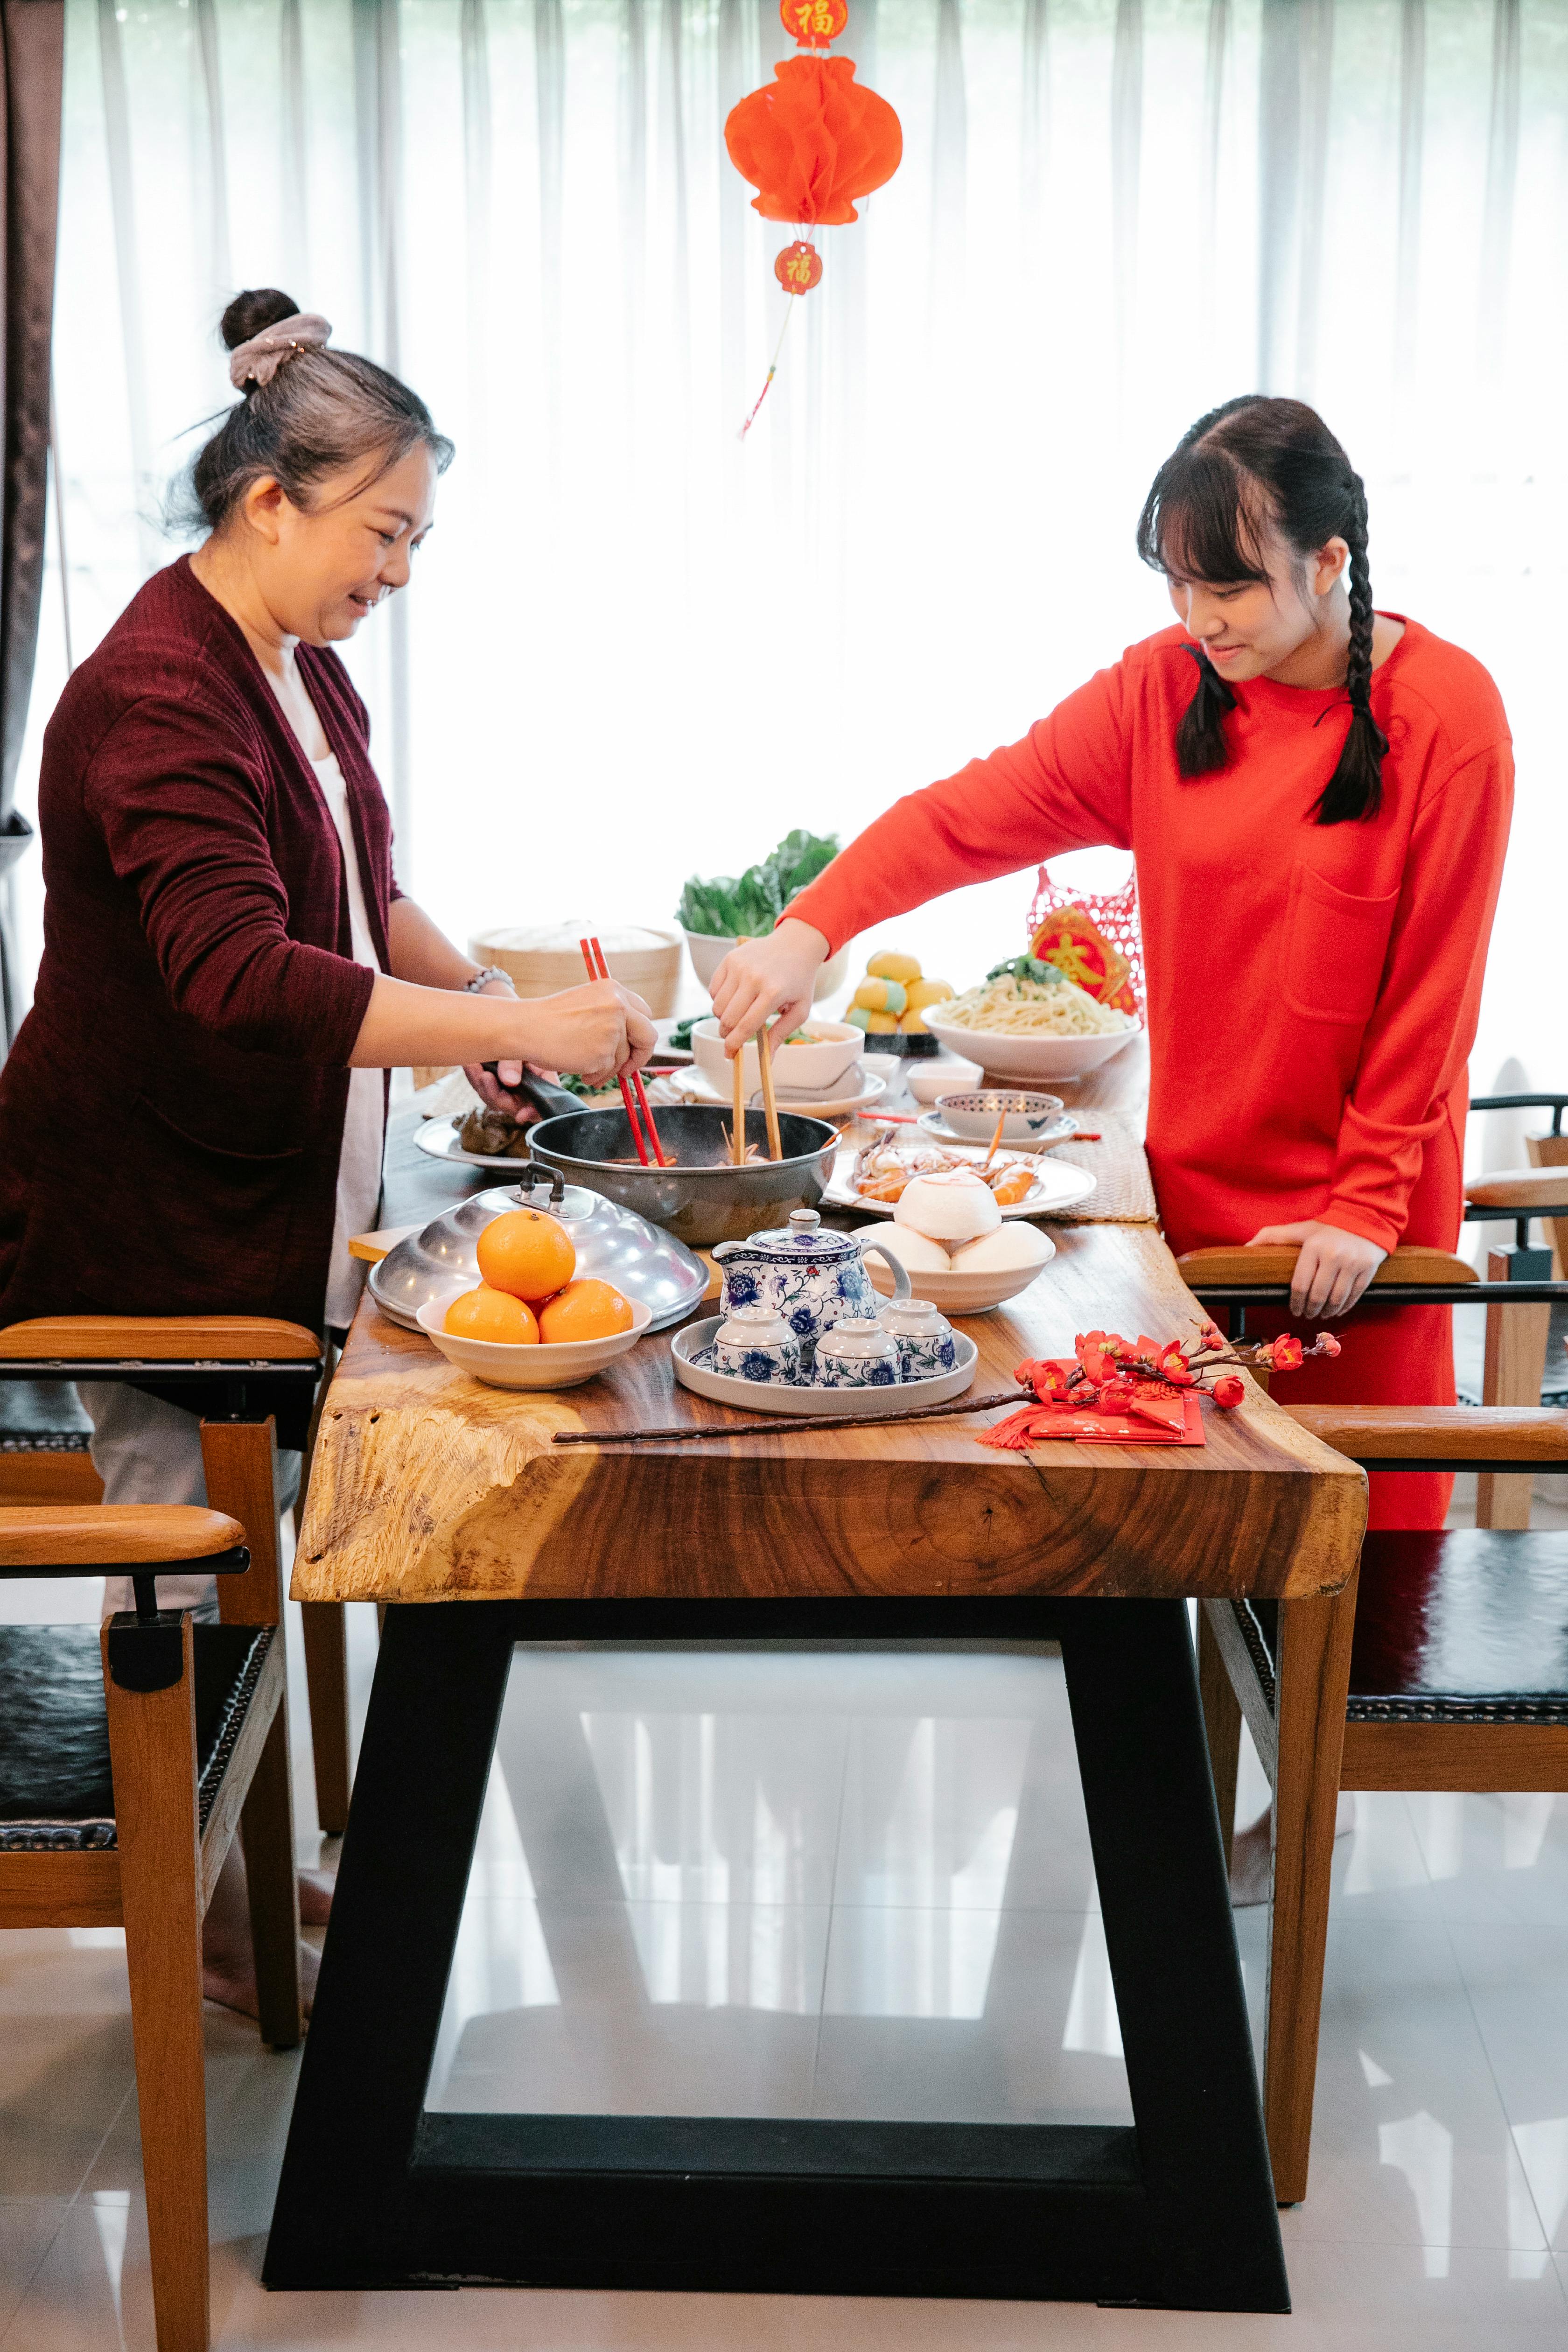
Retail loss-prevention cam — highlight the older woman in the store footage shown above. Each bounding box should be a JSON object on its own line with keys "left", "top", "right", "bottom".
{"left": 0, "top": 288, "right": 655, "bottom": 2003}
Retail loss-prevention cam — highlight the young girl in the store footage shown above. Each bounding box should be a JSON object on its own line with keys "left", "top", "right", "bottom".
{"left": 713, "top": 396, "right": 1513, "bottom": 1535}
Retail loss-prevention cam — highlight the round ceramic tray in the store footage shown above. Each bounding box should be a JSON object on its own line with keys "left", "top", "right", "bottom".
{"left": 916, "top": 1109, "right": 1078, "bottom": 1154}
{"left": 824, "top": 1150, "right": 1095, "bottom": 1220}
{"left": 671, "top": 1318, "right": 978, "bottom": 1417}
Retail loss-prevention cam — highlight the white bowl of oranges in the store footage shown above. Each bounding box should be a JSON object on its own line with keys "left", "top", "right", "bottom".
{"left": 415, "top": 1205, "right": 651, "bottom": 1389}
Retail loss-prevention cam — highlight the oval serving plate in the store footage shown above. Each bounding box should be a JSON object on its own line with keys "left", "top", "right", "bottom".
{"left": 823, "top": 1150, "right": 1095, "bottom": 1220}
{"left": 671, "top": 1318, "right": 978, "bottom": 1417}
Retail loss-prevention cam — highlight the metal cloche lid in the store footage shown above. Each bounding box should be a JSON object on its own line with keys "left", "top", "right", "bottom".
{"left": 369, "top": 1166, "right": 708, "bottom": 1334}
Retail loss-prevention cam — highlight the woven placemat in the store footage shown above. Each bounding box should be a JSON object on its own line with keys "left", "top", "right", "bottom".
{"left": 1045, "top": 1107, "right": 1158, "bottom": 1224}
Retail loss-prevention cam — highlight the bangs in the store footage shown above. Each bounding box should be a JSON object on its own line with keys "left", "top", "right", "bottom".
{"left": 1135, "top": 445, "right": 1270, "bottom": 586}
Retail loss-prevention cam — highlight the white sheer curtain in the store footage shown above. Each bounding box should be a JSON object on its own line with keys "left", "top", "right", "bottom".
{"left": 14, "top": 0, "right": 1568, "bottom": 1095}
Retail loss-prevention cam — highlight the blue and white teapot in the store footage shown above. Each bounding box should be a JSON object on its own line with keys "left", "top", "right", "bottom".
{"left": 712, "top": 1208, "right": 910, "bottom": 1369}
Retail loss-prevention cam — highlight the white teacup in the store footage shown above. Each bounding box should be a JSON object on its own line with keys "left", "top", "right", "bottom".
{"left": 813, "top": 1316, "right": 901, "bottom": 1390}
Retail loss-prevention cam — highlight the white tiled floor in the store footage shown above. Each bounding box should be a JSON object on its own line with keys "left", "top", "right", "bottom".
{"left": 7, "top": 1572, "right": 1568, "bottom": 2345}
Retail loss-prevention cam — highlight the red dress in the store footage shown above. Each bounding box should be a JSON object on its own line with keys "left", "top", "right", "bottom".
{"left": 788, "top": 618, "right": 1513, "bottom": 1527}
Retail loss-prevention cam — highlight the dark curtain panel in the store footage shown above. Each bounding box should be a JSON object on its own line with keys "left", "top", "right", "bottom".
{"left": 0, "top": 0, "right": 63, "bottom": 1051}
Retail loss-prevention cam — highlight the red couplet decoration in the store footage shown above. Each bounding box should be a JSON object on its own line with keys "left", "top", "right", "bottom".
{"left": 725, "top": 55, "right": 903, "bottom": 228}
{"left": 775, "top": 239, "right": 823, "bottom": 295}
{"left": 781, "top": 0, "right": 848, "bottom": 45}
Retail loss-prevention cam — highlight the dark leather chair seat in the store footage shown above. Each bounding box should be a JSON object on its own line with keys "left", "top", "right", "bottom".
{"left": 0, "top": 1622, "right": 273, "bottom": 1850}
{"left": 1243, "top": 1530, "right": 1568, "bottom": 1727}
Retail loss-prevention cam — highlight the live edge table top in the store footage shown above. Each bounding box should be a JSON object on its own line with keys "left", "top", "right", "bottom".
{"left": 292, "top": 1218, "right": 1366, "bottom": 1609}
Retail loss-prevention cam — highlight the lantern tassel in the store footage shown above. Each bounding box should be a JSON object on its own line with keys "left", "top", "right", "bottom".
{"left": 738, "top": 295, "right": 799, "bottom": 441}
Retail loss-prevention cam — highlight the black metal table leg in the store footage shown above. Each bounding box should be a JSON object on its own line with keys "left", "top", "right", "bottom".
{"left": 265, "top": 1601, "right": 515, "bottom": 2288}
{"left": 1062, "top": 1599, "right": 1288, "bottom": 2310}
{"left": 264, "top": 1596, "right": 1287, "bottom": 2310}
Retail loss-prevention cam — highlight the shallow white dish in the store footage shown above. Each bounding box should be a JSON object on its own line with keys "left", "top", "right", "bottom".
{"left": 416, "top": 1291, "right": 653, "bottom": 1388}
{"left": 683, "top": 930, "right": 852, "bottom": 1002}
{"left": 672, "top": 1316, "right": 977, "bottom": 1416}
{"left": 825, "top": 1149, "right": 1095, "bottom": 1220}
{"left": 858, "top": 1052, "right": 903, "bottom": 1086}
{"left": 854, "top": 1222, "right": 1056, "bottom": 1315}
{"left": 924, "top": 1015, "right": 1139, "bottom": 1085}
{"left": 921, "top": 1108, "right": 1077, "bottom": 1153}
{"left": 680, "top": 1066, "right": 888, "bottom": 1122}
{"left": 689, "top": 1015, "right": 861, "bottom": 1096}
{"left": 415, "top": 1118, "right": 539, "bottom": 1172}
{"left": 904, "top": 1055, "right": 983, "bottom": 1104}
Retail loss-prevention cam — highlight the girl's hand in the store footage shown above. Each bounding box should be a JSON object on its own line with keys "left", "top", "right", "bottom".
{"left": 710, "top": 918, "right": 829, "bottom": 1051}
{"left": 1247, "top": 1221, "right": 1387, "bottom": 1319}
{"left": 511, "top": 979, "right": 656, "bottom": 1089}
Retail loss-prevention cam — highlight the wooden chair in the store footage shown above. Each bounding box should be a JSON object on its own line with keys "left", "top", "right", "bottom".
{"left": 1182, "top": 1208, "right": 1568, "bottom": 2205}
{"left": 0, "top": 1316, "right": 353, "bottom": 1835}
{"left": 0, "top": 1495, "right": 301, "bottom": 2352}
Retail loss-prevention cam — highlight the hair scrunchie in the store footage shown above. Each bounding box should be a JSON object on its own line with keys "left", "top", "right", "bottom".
{"left": 228, "top": 311, "right": 333, "bottom": 391}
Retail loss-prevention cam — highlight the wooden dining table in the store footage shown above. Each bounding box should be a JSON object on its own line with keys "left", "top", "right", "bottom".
{"left": 264, "top": 1040, "right": 1365, "bottom": 2314}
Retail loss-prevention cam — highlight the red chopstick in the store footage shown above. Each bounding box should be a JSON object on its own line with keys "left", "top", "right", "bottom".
{"left": 580, "top": 936, "right": 668, "bottom": 1167}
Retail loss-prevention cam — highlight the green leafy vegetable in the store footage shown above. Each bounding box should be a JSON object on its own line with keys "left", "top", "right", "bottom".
{"left": 985, "top": 954, "right": 1067, "bottom": 988}
{"left": 677, "top": 829, "right": 840, "bottom": 939}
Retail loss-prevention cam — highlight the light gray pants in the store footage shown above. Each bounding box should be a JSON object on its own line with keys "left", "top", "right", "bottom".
{"left": 82, "top": 1383, "right": 302, "bottom": 1621}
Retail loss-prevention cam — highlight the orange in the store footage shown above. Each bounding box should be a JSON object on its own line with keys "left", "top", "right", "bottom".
{"left": 537, "top": 1279, "right": 635, "bottom": 1345}
{"left": 475, "top": 1208, "right": 576, "bottom": 1302}
{"left": 444, "top": 1286, "right": 539, "bottom": 1344}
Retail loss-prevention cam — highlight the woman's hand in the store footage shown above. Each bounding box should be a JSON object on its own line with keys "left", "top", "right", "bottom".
{"left": 1247, "top": 1221, "right": 1387, "bottom": 1319}
{"left": 464, "top": 977, "right": 527, "bottom": 1113}
{"left": 509, "top": 979, "right": 656, "bottom": 1088}
{"left": 710, "top": 918, "right": 829, "bottom": 1050}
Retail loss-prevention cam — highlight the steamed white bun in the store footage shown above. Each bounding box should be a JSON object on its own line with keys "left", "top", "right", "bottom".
{"left": 948, "top": 1223, "right": 1053, "bottom": 1272}
{"left": 858, "top": 1220, "right": 951, "bottom": 1274}
{"left": 896, "top": 1168, "right": 1002, "bottom": 1244}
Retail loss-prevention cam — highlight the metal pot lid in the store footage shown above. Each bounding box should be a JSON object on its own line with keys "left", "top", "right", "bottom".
{"left": 368, "top": 1168, "right": 708, "bottom": 1335}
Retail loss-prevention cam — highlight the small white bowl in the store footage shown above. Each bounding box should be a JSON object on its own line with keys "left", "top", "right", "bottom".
{"left": 854, "top": 1222, "right": 1055, "bottom": 1315}
{"left": 904, "top": 1055, "right": 983, "bottom": 1105}
{"left": 417, "top": 1292, "right": 652, "bottom": 1388}
{"left": 925, "top": 1016, "right": 1138, "bottom": 1085}
{"left": 683, "top": 931, "right": 851, "bottom": 1003}
{"left": 936, "top": 1090, "right": 1066, "bottom": 1142}
{"left": 689, "top": 1015, "right": 862, "bottom": 1097}
{"left": 858, "top": 1052, "right": 903, "bottom": 1085}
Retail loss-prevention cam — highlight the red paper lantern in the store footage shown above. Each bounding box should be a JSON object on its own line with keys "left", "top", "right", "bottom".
{"left": 725, "top": 56, "right": 902, "bottom": 229}
{"left": 780, "top": 0, "right": 848, "bottom": 47}
{"left": 775, "top": 239, "right": 823, "bottom": 295}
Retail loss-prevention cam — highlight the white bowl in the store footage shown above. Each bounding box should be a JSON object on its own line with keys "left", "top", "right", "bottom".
{"left": 936, "top": 1090, "right": 1066, "bottom": 1141}
{"left": 904, "top": 1055, "right": 983, "bottom": 1104}
{"left": 416, "top": 1292, "right": 653, "bottom": 1388}
{"left": 925, "top": 1016, "right": 1139, "bottom": 1085}
{"left": 682, "top": 930, "right": 851, "bottom": 1003}
{"left": 854, "top": 1222, "right": 1055, "bottom": 1315}
{"left": 858, "top": 1052, "right": 903, "bottom": 1085}
{"left": 689, "top": 1015, "right": 862, "bottom": 1096}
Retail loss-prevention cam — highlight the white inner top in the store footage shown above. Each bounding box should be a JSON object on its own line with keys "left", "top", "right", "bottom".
{"left": 312, "top": 751, "right": 386, "bottom": 1330}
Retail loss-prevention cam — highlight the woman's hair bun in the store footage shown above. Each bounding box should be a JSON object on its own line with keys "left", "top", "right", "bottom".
{"left": 220, "top": 287, "right": 300, "bottom": 352}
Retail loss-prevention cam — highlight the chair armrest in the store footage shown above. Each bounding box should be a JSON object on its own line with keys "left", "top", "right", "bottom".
{"left": 1462, "top": 1169, "right": 1568, "bottom": 1213}
{"left": 1176, "top": 1244, "right": 1477, "bottom": 1288}
{"left": 0, "top": 1504, "right": 245, "bottom": 1568}
{"left": 1282, "top": 1405, "right": 1568, "bottom": 1467}
{"left": 0, "top": 1316, "right": 321, "bottom": 1363}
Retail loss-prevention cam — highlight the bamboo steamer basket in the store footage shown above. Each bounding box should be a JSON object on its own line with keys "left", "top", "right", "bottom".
{"left": 469, "top": 924, "right": 683, "bottom": 1018}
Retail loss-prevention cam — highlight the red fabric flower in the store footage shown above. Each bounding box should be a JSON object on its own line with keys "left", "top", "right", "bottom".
{"left": 1271, "top": 1335, "right": 1305, "bottom": 1372}
{"left": 1211, "top": 1375, "right": 1245, "bottom": 1409}
{"left": 1317, "top": 1331, "right": 1342, "bottom": 1357}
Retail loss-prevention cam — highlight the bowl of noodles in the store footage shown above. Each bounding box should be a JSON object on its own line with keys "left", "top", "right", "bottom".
{"left": 925, "top": 959, "right": 1140, "bottom": 1082}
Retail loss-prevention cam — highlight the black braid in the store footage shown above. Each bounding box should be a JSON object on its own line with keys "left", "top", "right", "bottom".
{"left": 1176, "top": 643, "right": 1238, "bottom": 776}
{"left": 1310, "top": 476, "right": 1388, "bottom": 825}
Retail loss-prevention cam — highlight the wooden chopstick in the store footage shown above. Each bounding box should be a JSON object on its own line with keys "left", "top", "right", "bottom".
{"left": 756, "top": 1018, "right": 783, "bottom": 1162}
{"left": 731, "top": 1044, "right": 747, "bottom": 1165}
{"left": 580, "top": 935, "right": 657, "bottom": 1168}
{"left": 552, "top": 1389, "right": 1031, "bottom": 1445}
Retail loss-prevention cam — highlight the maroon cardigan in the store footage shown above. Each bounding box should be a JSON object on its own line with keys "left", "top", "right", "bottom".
{"left": 0, "top": 557, "right": 399, "bottom": 1330}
